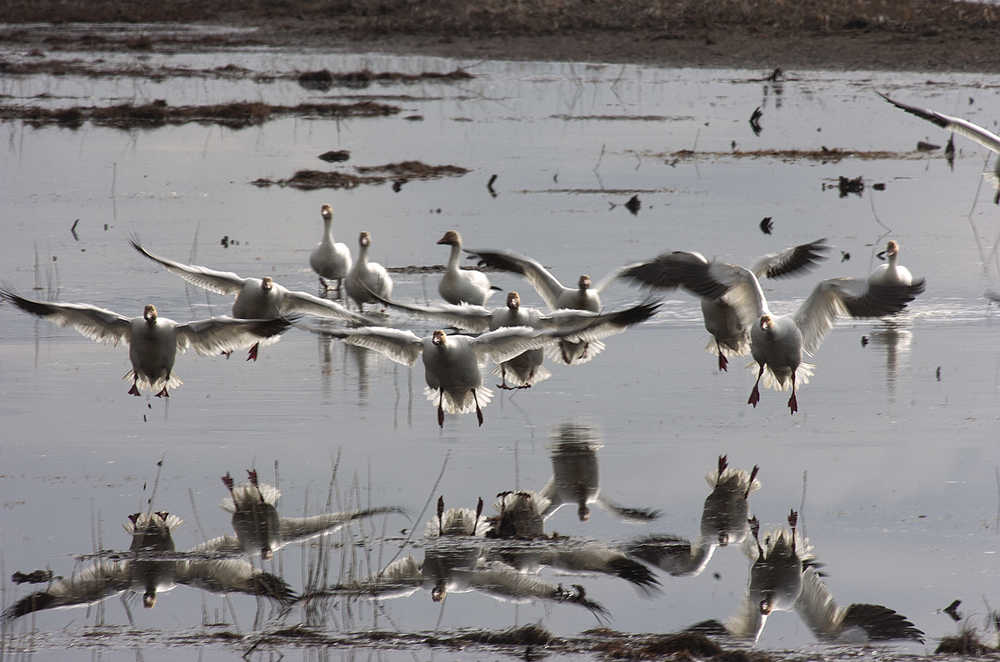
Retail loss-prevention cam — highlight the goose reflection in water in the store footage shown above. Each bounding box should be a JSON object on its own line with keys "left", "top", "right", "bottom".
{"left": 299, "top": 495, "right": 610, "bottom": 622}
{"left": 207, "top": 469, "right": 406, "bottom": 559}
{"left": 627, "top": 455, "right": 759, "bottom": 577}
{"left": 3, "top": 512, "right": 294, "bottom": 622}
{"left": 535, "top": 422, "right": 662, "bottom": 523}
{"left": 866, "top": 321, "right": 912, "bottom": 402}
{"left": 689, "top": 509, "right": 924, "bottom": 645}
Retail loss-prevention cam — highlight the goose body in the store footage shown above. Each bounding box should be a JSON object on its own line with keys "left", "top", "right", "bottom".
{"left": 310, "top": 203, "right": 353, "bottom": 293}
{"left": 437, "top": 230, "right": 495, "bottom": 305}
{"left": 345, "top": 231, "right": 393, "bottom": 311}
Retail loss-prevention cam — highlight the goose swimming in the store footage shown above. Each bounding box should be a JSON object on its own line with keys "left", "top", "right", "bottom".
{"left": 131, "top": 238, "right": 367, "bottom": 360}
{"left": 0, "top": 290, "right": 294, "bottom": 397}
{"left": 310, "top": 203, "right": 353, "bottom": 295}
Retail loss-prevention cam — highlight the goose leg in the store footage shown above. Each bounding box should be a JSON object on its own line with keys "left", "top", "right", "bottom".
{"left": 248, "top": 469, "right": 265, "bottom": 503}
{"left": 749, "top": 516, "right": 763, "bottom": 558}
{"left": 221, "top": 472, "right": 238, "bottom": 511}
{"left": 497, "top": 364, "right": 512, "bottom": 390}
{"left": 748, "top": 364, "right": 764, "bottom": 408}
{"left": 246, "top": 342, "right": 260, "bottom": 362}
{"left": 745, "top": 465, "right": 760, "bottom": 499}
{"left": 472, "top": 389, "right": 484, "bottom": 426}
{"left": 155, "top": 386, "right": 169, "bottom": 398}
{"left": 717, "top": 454, "right": 728, "bottom": 487}
{"left": 436, "top": 495, "right": 444, "bottom": 536}
{"left": 437, "top": 389, "right": 445, "bottom": 427}
{"left": 787, "top": 509, "right": 798, "bottom": 554}
{"left": 787, "top": 372, "right": 798, "bottom": 414}
{"left": 128, "top": 375, "right": 141, "bottom": 396}
{"left": 717, "top": 341, "right": 728, "bottom": 372}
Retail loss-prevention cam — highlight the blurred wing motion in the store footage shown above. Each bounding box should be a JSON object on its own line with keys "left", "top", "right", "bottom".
{"left": 0, "top": 289, "right": 131, "bottom": 345}
{"left": 465, "top": 249, "right": 568, "bottom": 309}
{"left": 750, "top": 239, "right": 829, "bottom": 280}
{"left": 2, "top": 563, "right": 131, "bottom": 621}
{"left": 130, "top": 238, "right": 246, "bottom": 295}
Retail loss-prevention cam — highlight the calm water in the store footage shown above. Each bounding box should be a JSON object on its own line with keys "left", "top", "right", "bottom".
{"left": 1, "top": 24, "right": 999, "bottom": 661}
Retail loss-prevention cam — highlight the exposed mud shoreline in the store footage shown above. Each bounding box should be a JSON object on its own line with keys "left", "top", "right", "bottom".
{"left": 2, "top": 0, "right": 1000, "bottom": 72}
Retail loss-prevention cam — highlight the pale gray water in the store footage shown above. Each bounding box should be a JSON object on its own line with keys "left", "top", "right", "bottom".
{"left": 1, "top": 26, "right": 999, "bottom": 661}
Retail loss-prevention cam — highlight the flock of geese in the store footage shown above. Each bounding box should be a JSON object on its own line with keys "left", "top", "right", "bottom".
{"left": 3, "top": 425, "right": 926, "bottom": 647}
{"left": 2, "top": 213, "right": 924, "bottom": 420}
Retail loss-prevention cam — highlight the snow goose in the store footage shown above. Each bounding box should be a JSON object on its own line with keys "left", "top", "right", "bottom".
{"left": 628, "top": 455, "right": 759, "bottom": 578}
{"left": 702, "top": 510, "right": 923, "bottom": 644}
{"left": 723, "top": 266, "right": 925, "bottom": 413}
{"left": 427, "top": 495, "right": 490, "bottom": 538}
{"left": 131, "top": 238, "right": 367, "bottom": 360}
{"left": 205, "top": 469, "right": 405, "bottom": 559}
{"left": 321, "top": 300, "right": 659, "bottom": 426}
{"left": 879, "top": 92, "right": 1000, "bottom": 202}
{"left": 535, "top": 422, "right": 661, "bottom": 523}
{"left": 0, "top": 290, "right": 294, "bottom": 397}
{"left": 870, "top": 239, "right": 918, "bottom": 288}
{"left": 3, "top": 512, "right": 293, "bottom": 621}
{"left": 620, "top": 239, "right": 829, "bottom": 371}
{"left": 345, "top": 231, "right": 393, "bottom": 312}
{"left": 437, "top": 230, "right": 497, "bottom": 305}
{"left": 368, "top": 289, "right": 661, "bottom": 385}
{"left": 310, "top": 203, "right": 353, "bottom": 295}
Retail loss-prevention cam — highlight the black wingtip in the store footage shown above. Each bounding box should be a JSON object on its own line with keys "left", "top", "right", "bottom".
{"left": 610, "top": 300, "right": 661, "bottom": 327}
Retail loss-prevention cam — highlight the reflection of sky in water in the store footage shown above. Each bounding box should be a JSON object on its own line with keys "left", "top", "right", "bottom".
{"left": 1, "top": 38, "right": 999, "bottom": 659}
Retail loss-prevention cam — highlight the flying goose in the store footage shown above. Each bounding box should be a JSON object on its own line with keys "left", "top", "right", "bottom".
{"left": 130, "top": 238, "right": 367, "bottom": 360}
{"left": 0, "top": 290, "right": 293, "bottom": 397}
{"left": 310, "top": 203, "right": 353, "bottom": 295}
{"left": 619, "top": 239, "right": 829, "bottom": 371}
{"left": 879, "top": 91, "right": 1000, "bottom": 203}
{"left": 437, "top": 230, "right": 498, "bottom": 305}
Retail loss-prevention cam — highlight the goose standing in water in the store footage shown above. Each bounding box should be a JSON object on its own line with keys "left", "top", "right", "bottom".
{"left": 437, "top": 230, "right": 497, "bottom": 305}
{"left": 203, "top": 469, "right": 405, "bottom": 559}
{"left": 345, "top": 231, "right": 393, "bottom": 312}
{"left": 620, "top": 239, "right": 829, "bottom": 371}
{"left": 317, "top": 301, "right": 658, "bottom": 426}
{"left": 0, "top": 290, "right": 294, "bottom": 397}
{"left": 628, "top": 455, "right": 759, "bottom": 578}
{"left": 310, "top": 203, "right": 353, "bottom": 296}
{"left": 719, "top": 264, "right": 925, "bottom": 414}
{"left": 3, "top": 512, "right": 294, "bottom": 621}
{"left": 870, "top": 240, "right": 918, "bottom": 289}
{"left": 131, "top": 238, "right": 368, "bottom": 360}
{"left": 879, "top": 92, "right": 1000, "bottom": 203}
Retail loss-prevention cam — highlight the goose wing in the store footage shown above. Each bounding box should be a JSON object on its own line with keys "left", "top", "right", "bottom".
{"left": 2, "top": 562, "right": 132, "bottom": 621}
{"left": 793, "top": 278, "right": 925, "bottom": 354}
{"left": 750, "top": 238, "right": 829, "bottom": 280}
{"left": 795, "top": 567, "right": 924, "bottom": 643}
{"left": 465, "top": 249, "right": 567, "bottom": 309}
{"left": 617, "top": 251, "right": 734, "bottom": 300}
{"left": 593, "top": 495, "right": 662, "bottom": 523}
{"left": 0, "top": 289, "right": 132, "bottom": 345}
{"left": 625, "top": 535, "right": 714, "bottom": 577}
{"left": 302, "top": 556, "right": 425, "bottom": 601}
{"left": 539, "top": 300, "right": 660, "bottom": 342}
{"left": 456, "top": 561, "right": 609, "bottom": 621}
{"left": 527, "top": 544, "right": 660, "bottom": 593}
{"left": 278, "top": 506, "right": 406, "bottom": 546}
{"left": 175, "top": 316, "right": 296, "bottom": 356}
{"left": 326, "top": 326, "right": 424, "bottom": 366}
{"left": 879, "top": 92, "right": 1000, "bottom": 154}
{"left": 175, "top": 555, "right": 294, "bottom": 604}
{"left": 130, "top": 238, "right": 246, "bottom": 295}
{"left": 360, "top": 288, "right": 494, "bottom": 332}
{"left": 469, "top": 326, "right": 554, "bottom": 364}
{"left": 278, "top": 289, "right": 373, "bottom": 324}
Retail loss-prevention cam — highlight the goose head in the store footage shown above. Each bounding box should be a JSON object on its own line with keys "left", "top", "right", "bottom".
{"left": 261, "top": 277, "right": 273, "bottom": 291}
{"left": 358, "top": 231, "right": 371, "bottom": 248}
{"left": 436, "top": 230, "right": 461, "bottom": 246}
{"left": 431, "top": 580, "right": 447, "bottom": 602}
{"left": 759, "top": 595, "right": 773, "bottom": 615}
{"left": 759, "top": 314, "right": 773, "bottom": 331}
{"left": 320, "top": 203, "right": 333, "bottom": 222}
{"left": 578, "top": 274, "right": 592, "bottom": 290}
{"left": 143, "top": 304, "right": 158, "bottom": 324}
{"left": 577, "top": 502, "right": 591, "bottom": 522}
{"left": 886, "top": 239, "right": 899, "bottom": 258}
{"left": 261, "top": 546, "right": 274, "bottom": 560}
{"left": 432, "top": 330, "right": 447, "bottom": 347}
{"left": 143, "top": 591, "right": 157, "bottom": 609}
{"left": 506, "top": 291, "right": 520, "bottom": 311}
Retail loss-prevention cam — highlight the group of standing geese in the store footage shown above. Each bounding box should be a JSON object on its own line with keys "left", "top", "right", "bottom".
{"left": 1, "top": 200, "right": 924, "bottom": 422}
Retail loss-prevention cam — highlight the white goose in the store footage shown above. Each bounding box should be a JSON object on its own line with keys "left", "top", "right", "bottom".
{"left": 869, "top": 239, "right": 917, "bottom": 288}
{"left": 310, "top": 203, "right": 353, "bottom": 295}
{"left": 620, "top": 239, "right": 829, "bottom": 371}
{"left": 437, "top": 230, "right": 497, "bottom": 305}
{"left": 721, "top": 265, "right": 925, "bottom": 414}
{"left": 879, "top": 92, "right": 1000, "bottom": 202}
{"left": 0, "top": 290, "right": 294, "bottom": 397}
{"left": 131, "top": 238, "right": 368, "bottom": 360}
{"left": 345, "top": 231, "right": 393, "bottom": 312}
{"left": 368, "top": 290, "right": 661, "bottom": 386}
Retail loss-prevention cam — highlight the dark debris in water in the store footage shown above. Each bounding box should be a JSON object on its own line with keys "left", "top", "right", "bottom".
{"left": 298, "top": 67, "right": 472, "bottom": 91}
{"left": 935, "top": 627, "right": 997, "bottom": 655}
{"left": 552, "top": 114, "right": 694, "bottom": 121}
{"left": 1, "top": 99, "right": 400, "bottom": 130}
{"left": 253, "top": 161, "right": 468, "bottom": 191}
{"left": 666, "top": 147, "right": 921, "bottom": 163}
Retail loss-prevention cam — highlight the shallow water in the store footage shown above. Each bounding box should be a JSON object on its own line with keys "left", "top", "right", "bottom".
{"left": 1, "top": 26, "right": 999, "bottom": 661}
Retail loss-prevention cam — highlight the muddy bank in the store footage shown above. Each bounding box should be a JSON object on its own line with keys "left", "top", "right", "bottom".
{"left": 253, "top": 161, "right": 471, "bottom": 190}
{"left": 2, "top": 0, "right": 1000, "bottom": 71}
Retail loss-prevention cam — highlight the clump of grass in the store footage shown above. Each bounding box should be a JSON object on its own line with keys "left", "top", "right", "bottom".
{"left": 935, "top": 626, "right": 996, "bottom": 655}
